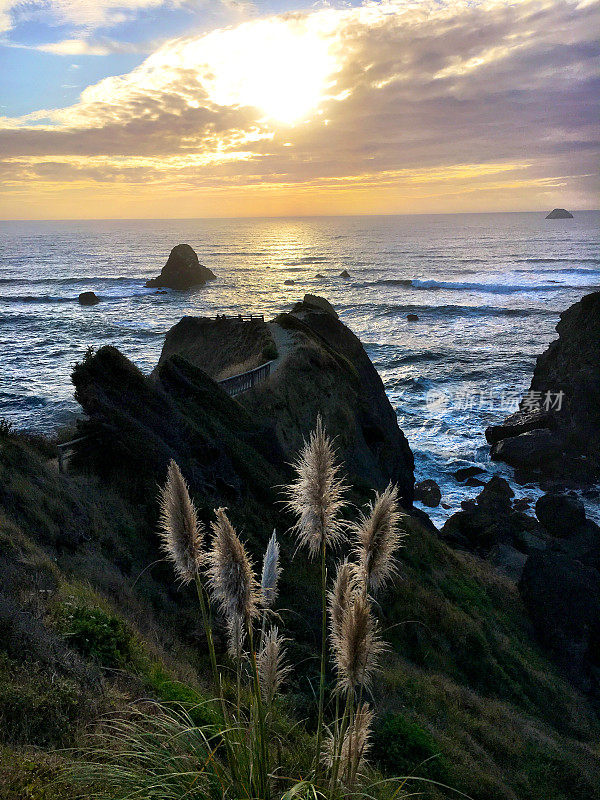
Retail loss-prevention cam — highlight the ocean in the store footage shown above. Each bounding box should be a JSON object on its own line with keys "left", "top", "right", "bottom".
{"left": 1, "top": 211, "right": 599, "bottom": 525}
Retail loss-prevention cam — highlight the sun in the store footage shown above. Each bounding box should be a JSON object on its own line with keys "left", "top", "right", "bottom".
{"left": 199, "top": 18, "right": 338, "bottom": 124}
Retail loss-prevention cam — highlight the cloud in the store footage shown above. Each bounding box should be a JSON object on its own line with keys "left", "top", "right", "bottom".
{"left": 0, "top": 0, "right": 598, "bottom": 215}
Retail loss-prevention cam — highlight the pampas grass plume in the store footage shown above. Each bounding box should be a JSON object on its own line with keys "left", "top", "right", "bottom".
{"left": 208, "top": 508, "right": 259, "bottom": 621}
{"left": 335, "top": 592, "right": 384, "bottom": 693}
{"left": 158, "top": 460, "right": 205, "bottom": 585}
{"left": 260, "top": 530, "right": 280, "bottom": 609}
{"left": 353, "top": 484, "right": 406, "bottom": 593}
{"left": 286, "top": 416, "right": 347, "bottom": 558}
{"left": 258, "top": 626, "right": 291, "bottom": 705}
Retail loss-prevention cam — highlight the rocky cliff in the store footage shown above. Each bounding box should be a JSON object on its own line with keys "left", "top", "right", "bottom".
{"left": 145, "top": 243, "right": 216, "bottom": 289}
{"left": 486, "top": 290, "right": 600, "bottom": 485}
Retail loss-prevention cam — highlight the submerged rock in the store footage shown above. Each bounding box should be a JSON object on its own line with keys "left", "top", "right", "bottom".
{"left": 545, "top": 208, "right": 573, "bottom": 219}
{"left": 454, "top": 465, "right": 486, "bottom": 481}
{"left": 78, "top": 291, "right": 99, "bottom": 305}
{"left": 284, "top": 279, "right": 295, "bottom": 286}
{"left": 145, "top": 244, "right": 216, "bottom": 290}
{"left": 406, "top": 314, "right": 419, "bottom": 321}
{"left": 340, "top": 269, "right": 351, "bottom": 278}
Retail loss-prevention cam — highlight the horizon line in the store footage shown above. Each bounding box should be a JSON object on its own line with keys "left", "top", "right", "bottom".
{"left": 1, "top": 209, "right": 598, "bottom": 223}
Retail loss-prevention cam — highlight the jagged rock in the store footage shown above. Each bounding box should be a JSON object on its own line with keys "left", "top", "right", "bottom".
{"left": 315, "top": 273, "right": 325, "bottom": 279}
{"left": 454, "top": 465, "right": 486, "bottom": 481}
{"left": 535, "top": 493, "right": 586, "bottom": 537}
{"left": 513, "top": 498, "right": 532, "bottom": 512}
{"left": 491, "top": 429, "right": 562, "bottom": 468}
{"left": 519, "top": 552, "right": 599, "bottom": 691}
{"left": 145, "top": 244, "right": 216, "bottom": 290}
{"left": 441, "top": 476, "right": 547, "bottom": 556}
{"left": 340, "top": 270, "right": 351, "bottom": 278}
{"left": 545, "top": 208, "right": 573, "bottom": 219}
{"left": 78, "top": 291, "right": 99, "bottom": 305}
{"left": 490, "top": 543, "right": 528, "bottom": 582}
{"left": 486, "top": 291, "right": 600, "bottom": 484}
{"left": 243, "top": 300, "right": 415, "bottom": 503}
{"left": 414, "top": 479, "right": 441, "bottom": 507}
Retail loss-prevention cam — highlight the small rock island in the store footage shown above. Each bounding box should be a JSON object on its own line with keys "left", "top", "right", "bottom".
{"left": 145, "top": 243, "right": 216, "bottom": 289}
{"left": 545, "top": 208, "right": 573, "bottom": 219}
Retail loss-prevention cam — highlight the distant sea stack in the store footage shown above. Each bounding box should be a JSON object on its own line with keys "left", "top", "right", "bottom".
{"left": 145, "top": 244, "right": 216, "bottom": 290}
{"left": 486, "top": 290, "right": 600, "bottom": 485}
{"left": 545, "top": 208, "right": 573, "bottom": 219}
{"left": 78, "top": 291, "right": 99, "bottom": 305}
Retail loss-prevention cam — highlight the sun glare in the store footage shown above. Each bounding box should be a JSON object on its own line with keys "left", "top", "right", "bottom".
{"left": 199, "top": 19, "right": 338, "bottom": 124}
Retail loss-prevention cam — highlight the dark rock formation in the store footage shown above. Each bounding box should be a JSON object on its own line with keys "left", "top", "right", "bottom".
{"left": 545, "top": 208, "right": 573, "bottom": 219}
{"left": 340, "top": 270, "right": 351, "bottom": 278}
{"left": 243, "top": 297, "right": 415, "bottom": 504}
{"left": 78, "top": 291, "right": 99, "bottom": 305}
{"left": 284, "top": 279, "right": 295, "bottom": 285}
{"left": 414, "top": 479, "right": 441, "bottom": 507}
{"left": 535, "top": 493, "right": 586, "bottom": 537}
{"left": 292, "top": 294, "right": 338, "bottom": 319}
{"left": 406, "top": 314, "right": 419, "bottom": 321}
{"left": 155, "top": 315, "right": 274, "bottom": 381}
{"left": 441, "top": 476, "right": 547, "bottom": 564}
{"left": 487, "top": 291, "right": 600, "bottom": 484}
{"left": 145, "top": 244, "right": 216, "bottom": 289}
{"left": 519, "top": 552, "right": 599, "bottom": 691}
{"left": 454, "top": 465, "right": 486, "bottom": 481}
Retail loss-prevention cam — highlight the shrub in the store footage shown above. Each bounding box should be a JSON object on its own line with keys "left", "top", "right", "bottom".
{"left": 262, "top": 342, "right": 279, "bottom": 361}
{"left": 58, "top": 604, "right": 132, "bottom": 668}
{"left": 372, "top": 712, "right": 449, "bottom": 783}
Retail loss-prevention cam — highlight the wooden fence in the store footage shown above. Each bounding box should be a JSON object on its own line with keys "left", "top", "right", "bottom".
{"left": 218, "top": 360, "right": 273, "bottom": 397}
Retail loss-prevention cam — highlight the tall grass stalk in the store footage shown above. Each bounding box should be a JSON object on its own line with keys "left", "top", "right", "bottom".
{"left": 73, "top": 423, "right": 413, "bottom": 800}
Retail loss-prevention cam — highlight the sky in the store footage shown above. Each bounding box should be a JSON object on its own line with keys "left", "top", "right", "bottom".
{"left": 0, "top": 0, "right": 598, "bottom": 219}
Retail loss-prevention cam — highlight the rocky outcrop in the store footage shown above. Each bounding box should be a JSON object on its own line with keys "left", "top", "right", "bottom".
{"left": 441, "top": 477, "right": 547, "bottom": 570}
{"left": 78, "top": 291, "right": 99, "bottom": 305}
{"left": 242, "top": 297, "right": 415, "bottom": 504}
{"left": 292, "top": 294, "right": 338, "bottom": 319}
{"left": 487, "top": 291, "right": 600, "bottom": 485}
{"left": 414, "top": 479, "right": 441, "bottom": 507}
{"left": 155, "top": 315, "right": 274, "bottom": 381}
{"left": 545, "top": 208, "right": 573, "bottom": 219}
{"left": 145, "top": 244, "right": 216, "bottom": 289}
{"left": 520, "top": 553, "right": 599, "bottom": 692}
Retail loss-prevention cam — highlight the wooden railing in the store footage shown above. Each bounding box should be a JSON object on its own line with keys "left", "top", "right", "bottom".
{"left": 57, "top": 435, "right": 89, "bottom": 473}
{"left": 218, "top": 360, "right": 273, "bottom": 397}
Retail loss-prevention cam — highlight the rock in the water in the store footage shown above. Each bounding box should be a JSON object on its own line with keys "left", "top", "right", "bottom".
{"left": 486, "top": 291, "right": 600, "bottom": 484}
{"left": 535, "top": 493, "right": 586, "bottom": 537}
{"left": 465, "top": 476, "right": 486, "bottom": 487}
{"left": 406, "top": 314, "right": 419, "bottom": 321}
{"left": 490, "top": 543, "right": 528, "bottom": 582}
{"left": 284, "top": 279, "right": 295, "bottom": 285}
{"left": 340, "top": 270, "right": 351, "bottom": 278}
{"left": 513, "top": 498, "right": 532, "bottom": 512}
{"left": 519, "top": 551, "right": 599, "bottom": 690}
{"left": 315, "top": 273, "right": 325, "bottom": 279}
{"left": 454, "top": 465, "right": 486, "bottom": 481}
{"left": 78, "top": 291, "right": 99, "bottom": 305}
{"left": 545, "top": 208, "right": 573, "bottom": 219}
{"left": 441, "top": 476, "right": 547, "bottom": 556}
{"left": 145, "top": 244, "right": 216, "bottom": 290}
{"left": 491, "top": 428, "right": 562, "bottom": 469}
{"left": 414, "top": 479, "right": 441, "bottom": 507}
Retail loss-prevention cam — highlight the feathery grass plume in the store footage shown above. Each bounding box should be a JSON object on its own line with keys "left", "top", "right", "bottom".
{"left": 227, "top": 612, "right": 246, "bottom": 661}
{"left": 258, "top": 626, "right": 291, "bottom": 706}
{"left": 286, "top": 415, "right": 347, "bottom": 557}
{"left": 158, "top": 460, "right": 206, "bottom": 585}
{"left": 335, "top": 592, "right": 385, "bottom": 693}
{"left": 353, "top": 484, "right": 406, "bottom": 594}
{"left": 323, "top": 702, "right": 374, "bottom": 786}
{"left": 260, "top": 529, "right": 281, "bottom": 609}
{"left": 329, "top": 558, "right": 359, "bottom": 647}
{"left": 208, "top": 508, "right": 259, "bottom": 621}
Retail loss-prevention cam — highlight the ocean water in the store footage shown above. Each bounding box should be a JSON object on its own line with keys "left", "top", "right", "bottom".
{"left": 1, "top": 212, "right": 599, "bottom": 525}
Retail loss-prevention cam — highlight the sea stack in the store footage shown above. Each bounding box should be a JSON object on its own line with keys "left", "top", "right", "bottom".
{"left": 545, "top": 208, "right": 573, "bottom": 219}
{"left": 145, "top": 244, "right": 216, "bottom": 290}
{"left": 78, "top": 291, "right": 99, "bottom": 305}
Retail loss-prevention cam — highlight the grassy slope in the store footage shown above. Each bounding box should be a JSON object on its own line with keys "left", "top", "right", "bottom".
{"left": 1, "top": 430, "right": 598, "bottom": 799}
